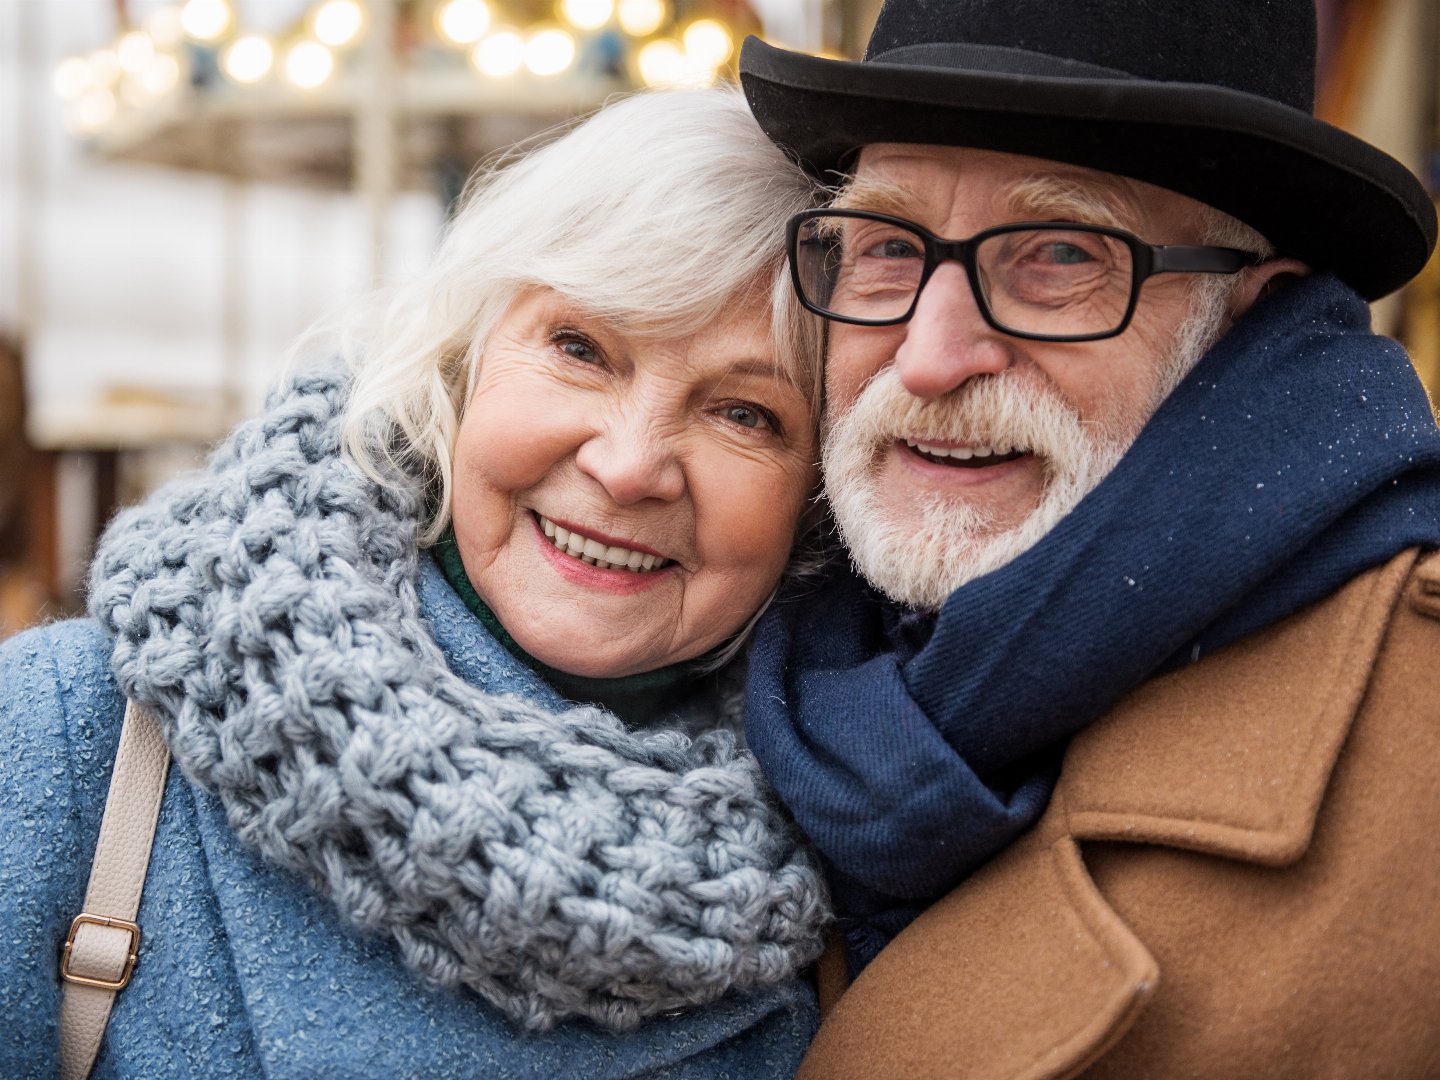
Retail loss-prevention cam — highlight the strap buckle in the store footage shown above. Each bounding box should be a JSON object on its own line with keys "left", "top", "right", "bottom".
{"left": 61, "top": 914, "right": 142, "bottom": 991}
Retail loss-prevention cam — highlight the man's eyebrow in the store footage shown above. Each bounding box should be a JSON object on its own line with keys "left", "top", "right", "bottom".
{"left": 831, "top": 175, "right": 922, "bottom": 218}
{"left": 1002, "top": 174, "right": 1136, "bottom": 230}
{"left": 834, "top": 171, "right": 1141, "bottom": 232}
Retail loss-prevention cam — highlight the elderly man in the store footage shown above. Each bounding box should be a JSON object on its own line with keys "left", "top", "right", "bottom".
{"left": 740, "top": 1, "right": 1440, "bottom": 1076}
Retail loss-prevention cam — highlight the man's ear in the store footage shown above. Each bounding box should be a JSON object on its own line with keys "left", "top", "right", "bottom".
{"left": 1227, "top": 257, "right": 1311, "bottom": 323}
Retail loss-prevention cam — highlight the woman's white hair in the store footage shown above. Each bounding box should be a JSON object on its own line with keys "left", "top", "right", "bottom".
{"left": 322, "top": 87, "right": 826, "bottom": 545}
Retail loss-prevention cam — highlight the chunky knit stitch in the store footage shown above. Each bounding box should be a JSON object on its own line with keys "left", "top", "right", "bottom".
{"left": 87, "top": 364, "right": 828, "bottom": 1031}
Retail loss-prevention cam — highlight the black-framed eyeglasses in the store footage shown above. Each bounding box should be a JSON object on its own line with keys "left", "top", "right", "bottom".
{"left": 787, "top": 208, "right": 1262, "bottom": 343}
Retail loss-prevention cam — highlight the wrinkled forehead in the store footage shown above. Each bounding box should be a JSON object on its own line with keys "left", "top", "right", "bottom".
{"left": 844, "top": 143, "right": 1203, "bottom": 238}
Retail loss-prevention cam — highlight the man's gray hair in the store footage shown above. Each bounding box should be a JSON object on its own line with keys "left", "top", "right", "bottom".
{"left": 1157, "top": 202, "right": 1278, "bottom": 398}
{"left": 319, "top": 88, "right": 825, "bottom": 544}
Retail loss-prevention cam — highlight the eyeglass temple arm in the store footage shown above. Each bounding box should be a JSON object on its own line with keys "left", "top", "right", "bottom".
{"left": 1150, "top": 245, "right": 1261, "bottom": 275}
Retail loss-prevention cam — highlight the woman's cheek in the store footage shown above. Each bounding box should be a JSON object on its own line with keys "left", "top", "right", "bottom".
{"left": 464, "top": 389, "right": 585, "bottom": 492}
{"left": 699, "top": 449, "right": 814, "bottom": 573}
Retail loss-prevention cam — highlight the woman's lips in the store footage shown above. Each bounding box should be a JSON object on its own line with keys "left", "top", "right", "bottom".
{"left": 534, "top": 512, "right": 672, "bottom": 573}
{"left": 530, "top": 515, "right": 675, "bottom": 595}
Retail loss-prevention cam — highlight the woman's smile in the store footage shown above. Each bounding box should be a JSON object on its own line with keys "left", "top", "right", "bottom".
{"left": 529, "top": 513, "right": 679, "bottom": 596}
{"left": 534, "top": 512, "right": 675, "bottom": 573}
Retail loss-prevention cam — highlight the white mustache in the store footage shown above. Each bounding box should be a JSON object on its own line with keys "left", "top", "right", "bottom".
{"left": 823, "top": 366, "right": 1101, "bottom": 471}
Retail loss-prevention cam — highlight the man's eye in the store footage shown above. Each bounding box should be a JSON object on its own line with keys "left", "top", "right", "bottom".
{"left": 862, "top": 237, "right": 921, "bottom": 259}
{"left": 1043, "top": 242, "right": 1094, "bottom": 265}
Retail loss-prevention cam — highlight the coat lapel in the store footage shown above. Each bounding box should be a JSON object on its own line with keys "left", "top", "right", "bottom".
{"left": 799, "top": 551, "right": 1416, "bottom": 1080}
{"left": 1059, "top": 549, "right": 1415, "bottom": 864}
{"left": 799, "top": 800, "right": 1159, "bottom": 1080}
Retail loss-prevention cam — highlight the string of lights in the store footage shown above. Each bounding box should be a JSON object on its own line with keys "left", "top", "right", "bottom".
{"left": 52, "top": 0, "right": 758, "bottom": 139}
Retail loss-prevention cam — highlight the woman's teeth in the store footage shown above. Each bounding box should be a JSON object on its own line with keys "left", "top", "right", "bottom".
{"left": 905, "top": 438, "right": 1022, "bottom": 463}
{"left": 537, "top": 514, "right": 671, "bottom": 572}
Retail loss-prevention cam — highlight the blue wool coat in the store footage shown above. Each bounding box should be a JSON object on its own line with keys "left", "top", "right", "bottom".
{"left": 0, "top": 559, "right": 818, "bottom": 1079}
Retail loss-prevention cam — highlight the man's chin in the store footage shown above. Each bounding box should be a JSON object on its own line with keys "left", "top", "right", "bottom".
{"left": 841, "top": 508, "right": 1041, "bottom": 611}
{"left": 834, "top": 453, "right": 1119, "bottom": 611}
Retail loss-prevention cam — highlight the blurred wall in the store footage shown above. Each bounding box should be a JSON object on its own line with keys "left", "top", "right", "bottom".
{"left": 0, "top": 0, "right": 446, "bottom": 612}
{"left": 0, "top": 0, "right": 444, "bottom": 428}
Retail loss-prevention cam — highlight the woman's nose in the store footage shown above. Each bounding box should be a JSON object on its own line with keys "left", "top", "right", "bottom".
{"left": 894, "top": 261, "right": 1013, "bottom": 399}
{"left": 573, "top": 417, "right": 686, "bottom": 505}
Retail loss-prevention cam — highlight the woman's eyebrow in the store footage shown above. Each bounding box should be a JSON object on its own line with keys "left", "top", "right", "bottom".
{"left": 701, "top": 356, "right": 808, "bottom": 392}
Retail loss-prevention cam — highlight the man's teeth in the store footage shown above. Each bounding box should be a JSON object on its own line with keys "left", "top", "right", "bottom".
{"left": 905, "top": 438, "right": 1019, "bottom": 461}
{"left": 538, "top": 515, "right": 670, "bottom": 572}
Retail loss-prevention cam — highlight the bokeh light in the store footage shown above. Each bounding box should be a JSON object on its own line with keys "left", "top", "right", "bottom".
{"left": 471, "top": 29, "right": 525, "bottom": 77}
{"left": 116, "top": 32, "right": 157, "bottom": 75}
{"left": 617, "top": 0, "right": 666, "bottom": 37}
{"left": 52, "top": 57, "right": 92, "bottom": 101}
{"left": 682, "top": 19, "right": 732, "bottom": 67}
{"left": 179, "top": 0, "right": 233, "bottom": 43}
{"left": 312, "top": 0, "right": 366, "bottom": 48}
{"left": 525, "top": 28, "right": 576, "bottom": 76}
{"left": 435, "top": 0, "right": 492, "bottom": 46}
{"left": 283, "top": 40, "right": 336, "bottom": 89}
{"left": 222, "top": 35, "right": 275, "bottom": 84}
{"left": 561, "top": 0, "right": 614, "bottom": 31}
{"left": 637, "top": 38, "right": 681, "bottom": 84}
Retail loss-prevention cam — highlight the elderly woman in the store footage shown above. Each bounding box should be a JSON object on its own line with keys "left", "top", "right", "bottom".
{"left": 0, "top": 90, "right": 829, "bottom": 1079}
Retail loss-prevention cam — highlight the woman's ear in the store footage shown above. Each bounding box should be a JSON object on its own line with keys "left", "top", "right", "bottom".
{"left": 1228, "top": 257, "right": 1312, "bottom": 324}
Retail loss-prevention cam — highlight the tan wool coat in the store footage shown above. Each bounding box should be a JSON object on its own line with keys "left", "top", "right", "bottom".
{"left": 801, "top": 549, "right": 1440, "bottom": 1080}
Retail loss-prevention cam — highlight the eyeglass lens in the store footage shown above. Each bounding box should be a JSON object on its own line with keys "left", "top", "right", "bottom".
{"left": 795, "top": 214, "right": 1138, "bottom": 337}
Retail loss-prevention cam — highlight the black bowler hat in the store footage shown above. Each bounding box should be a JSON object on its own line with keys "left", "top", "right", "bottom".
{"left": 740, "top": 0, "right": 1436, "bottom": 300}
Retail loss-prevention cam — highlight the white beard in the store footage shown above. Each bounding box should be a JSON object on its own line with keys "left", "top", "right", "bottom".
{"left": 823, "top": 286, "right": 1232, "bottom": 611}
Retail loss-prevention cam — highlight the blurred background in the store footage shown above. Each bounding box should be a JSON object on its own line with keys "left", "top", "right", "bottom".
{"left": 0, "top": 0, "right": 1436, "bottom": 635}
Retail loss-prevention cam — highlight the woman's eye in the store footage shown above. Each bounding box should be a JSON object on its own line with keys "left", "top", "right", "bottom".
{"left": 551, "top": 331, "right": 601, "bottom": 364}
{"left": 721, "top": 403, "right": 778, "bottom": 432}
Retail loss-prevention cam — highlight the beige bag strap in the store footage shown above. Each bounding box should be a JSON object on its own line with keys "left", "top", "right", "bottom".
{"left": 58, "top": 700, "right": 171, "bottom": 1080}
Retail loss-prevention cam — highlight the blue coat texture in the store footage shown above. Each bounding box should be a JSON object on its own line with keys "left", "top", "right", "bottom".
{"left": 0, "top": 558, "right": 818, "bottom": 1079}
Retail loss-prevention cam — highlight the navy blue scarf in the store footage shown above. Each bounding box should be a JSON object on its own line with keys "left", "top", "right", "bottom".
{"left": 745, "top": 275, "right": 1440, "bottom": 973}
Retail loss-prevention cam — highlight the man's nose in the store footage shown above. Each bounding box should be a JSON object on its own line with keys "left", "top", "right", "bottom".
{"left": 893, "top": 261, "right": 1013, "bottom": 399}
{"left": 574, "top": 415, "right": 686, "bottom": 506}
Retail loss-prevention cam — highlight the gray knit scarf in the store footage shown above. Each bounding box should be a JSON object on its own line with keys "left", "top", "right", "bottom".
{"left": 87, "top": 365, "right": 829, "bottom": 1031}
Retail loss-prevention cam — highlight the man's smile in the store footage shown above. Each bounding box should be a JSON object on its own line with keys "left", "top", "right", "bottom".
{"left": 903, "top": 438, "right": 1031, "bottom": 468}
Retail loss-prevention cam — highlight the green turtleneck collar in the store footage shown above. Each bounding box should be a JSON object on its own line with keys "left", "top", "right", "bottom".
{"left": 432, "top": 527, "right": 715, "bottom": 725}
